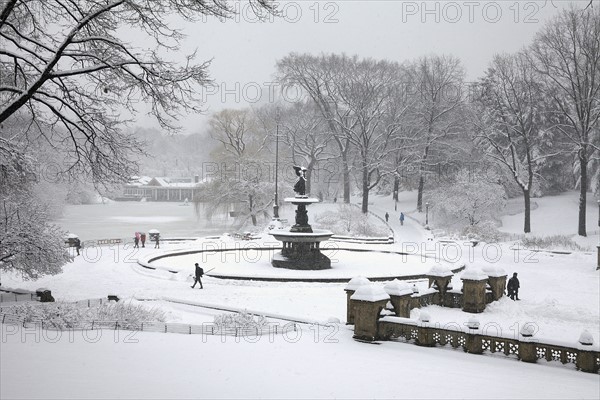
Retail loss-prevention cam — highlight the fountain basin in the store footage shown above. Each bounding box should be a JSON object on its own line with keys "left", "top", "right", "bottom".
{"left": 269, "top": 228, "right": 334, "bottom": 270}
{"left": 269, "top": 229, "right": 333, "bottom": 243}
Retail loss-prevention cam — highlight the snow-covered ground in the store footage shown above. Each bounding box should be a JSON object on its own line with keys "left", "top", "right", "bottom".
{"left": 499, "top": 191, "right": 600, "bottom": 249}
{"left": 2, "top": 194, "right": 599, "bottom": 399}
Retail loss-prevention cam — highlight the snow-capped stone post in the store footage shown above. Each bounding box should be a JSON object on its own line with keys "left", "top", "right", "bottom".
{"left": 416, "top": 311, "right": 435, "bottom": 347}
{"left": 426, "top": 264, "right": 453, "bottom": 306}
{"left": 350, "top": 284, "right": 390, "bottom": 341}
{"left": 344, "top": 276, "right": 371, "bottom": 325}
{"left": 464, "top": 317, "right": 483, "bottom": 354}
{"left": 460, "top": 269, "right": 488, "bottom": 313}
{"left": 483, "top": 267, "right": 507, "bottom": 301}
{"left": 518, "top": 324, "right": 538, "bottom": 363}
{"left": 576, "top": 330, "right": 599, "bottom": 373}
{"left": 384, "top": 280, "right": 413, "bottom": 318}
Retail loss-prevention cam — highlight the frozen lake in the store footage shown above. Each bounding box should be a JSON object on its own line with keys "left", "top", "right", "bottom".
{"left": 53, "top": 201, "right": 234, "bottom": 240}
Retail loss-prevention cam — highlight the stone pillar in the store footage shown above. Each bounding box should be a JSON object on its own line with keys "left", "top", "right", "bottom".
{"left": 388, "top": 293, "right": 413, "bottom": 318}
{"left": 416, "top": 312, "right": 435, "bottom": 347}
{"left": 350, "top": 284, "right": 390, "bottom": 341}
{"left": 384, "top": 280, "right": 413, "bottom": 318}
{"left": 518, "top": 325, "right": 538, "bottom": 363}
{"left": 465, "top": 318, "right": 482, "bottom": 354}
{"left": 426, "top": 265, "right": 453, "bottom": 307}
{"left": 483, "top": 267, "right": 507, "bottom": 301}
{"left": 461, "top": 270, "right": 488, "bottom": 313}
{"left": 518, "top": 339, "right": 538, "bottom": 363}
{"left": 487, "top": 276, "right": 506, "bottom": 301}
{"left": 576, "top": 331, "right": 599, "bottom": 373}
{"left": 344, "top": 276, "right": 371, "bottom": 325}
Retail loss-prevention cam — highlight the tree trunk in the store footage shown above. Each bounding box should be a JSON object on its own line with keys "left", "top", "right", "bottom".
{"left": 393, "top": 176, "right": 399, "bottom": 201}
{"left": 306, "top": 168, "right": 312, "bottom": 196}
{"left": 362, "top": 164, "right": 369, "bottom": 214}
{"left": 417, "top": 146, "right": 429, "bottom": 213}
{"left": 523, "top": 189, "right": 531, "bottom": 233}
{"left": 578, "top": 150, "right": 588, "bottom": 237}
{"left": 249, "top": 194, "right": 257, "bottom": 226}
{"left": 417, "top": 175, "right": 424, "bottom": 213}
{"left": 342, "top": 155, "right": 350, "bottom": 203}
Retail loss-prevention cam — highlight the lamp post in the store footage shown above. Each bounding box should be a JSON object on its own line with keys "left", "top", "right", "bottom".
{"left": 597, "top": 200, "right": 599, "bottom": 270}
{"left": 425, "top": 202, "right": 430, "bottom": 227}
{"left": 394, "top": 190, "right": 398, "bottom": 211}
{"left": 273, "top": 110, "right": 280, "bottom": 219}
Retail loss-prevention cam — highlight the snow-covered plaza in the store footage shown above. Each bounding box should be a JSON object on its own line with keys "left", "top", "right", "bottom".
{"left": 1, "top": 194, "right": 599, "bottom": 399}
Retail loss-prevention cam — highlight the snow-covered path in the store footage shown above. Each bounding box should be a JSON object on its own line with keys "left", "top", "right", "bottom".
{"left": 366, "top": 194, "right": 429, "bottom": 247}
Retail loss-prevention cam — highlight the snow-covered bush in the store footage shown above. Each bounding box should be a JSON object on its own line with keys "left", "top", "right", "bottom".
{"left": 429, "top": 170, "right": 506, "bottom": 227}
{"left": 458, "top": 221, "right": 505, "bottom": 243}
{"left": 213, "top": 311, "right": 268, "bottom": 331}
{"left": 4, "top": 301, "right": 165, "bottom": 329}
{"left": 520, "top": 235, "right": 584, "bottom": 251}
{"left": 313, "top": 204, "right": 389, "bottom": 237}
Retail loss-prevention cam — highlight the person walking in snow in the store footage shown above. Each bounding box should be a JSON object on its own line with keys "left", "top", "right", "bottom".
{"left": 385, "top": 212, "right": 389, "bottom": 222}
{"left": 399, "top": 212, "right": 405, "bottom": 226}
{"left": 140, "top": 233, "right": 146, "bottom": 248}
{"left": 74, "top": 238, "right": 81, "bottom": 256}
{"left": 191, "top": 263, "right": 204, "bottom": 289}
{"left": 154, "top": 235, "right": 160, "bottom": 249}
{"left": 507, "top": 272, "right": 520, "bottom": 300}
{"left": 133, "top": 236, "right": 139, "bottom": 249}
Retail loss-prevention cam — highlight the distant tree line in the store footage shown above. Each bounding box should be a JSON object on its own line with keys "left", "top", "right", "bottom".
{"left": 203, "top": 5, "right": 599, "bottom": 236}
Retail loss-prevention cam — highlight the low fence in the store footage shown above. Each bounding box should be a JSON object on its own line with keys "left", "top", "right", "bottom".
{"left": 330, "top": 235, "right": 394, "bottom": 244}
{"left": 0, "top": 311, "right": 300, "bottom": 337}
{"left": 0, "top": 292, "right": 39, "bottom": 303}
{"left": 378, "top": 318, "right": 600, "bottom": 374}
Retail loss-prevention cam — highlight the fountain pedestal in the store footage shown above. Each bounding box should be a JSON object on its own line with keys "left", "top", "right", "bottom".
{"left": 270, "top": 197, "right": 333, "bottom": 270}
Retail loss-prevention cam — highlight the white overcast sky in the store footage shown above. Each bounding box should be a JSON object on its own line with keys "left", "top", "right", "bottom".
{"left": 131, "top": 0, "right": 580, "bottom": 134}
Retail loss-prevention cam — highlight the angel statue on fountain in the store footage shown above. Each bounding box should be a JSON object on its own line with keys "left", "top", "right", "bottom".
{"left": 292, "top": 166, "right": 307, "bottom": 197}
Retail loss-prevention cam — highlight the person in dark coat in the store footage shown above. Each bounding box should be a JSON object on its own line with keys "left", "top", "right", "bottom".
{"left": 399, "top": 212, "right": 405, "bottom": 226}
{"left": 154, "top": 235, "right": 160, "bottom": 249}
{"left": 74, "top": 238, "right": 81, "bottom": 256}
{"left": 133, "top": 236, "right": 139, "bottom": 249}
{"left": 507, "top": 272, "right": 520, "bottom": 300}
{"left": 191, "top": 263, "right": 204, "bottom": 289}
{"left": 140, "top": 233, "right": 146, "bottom": 248}
{"left": 385, "top": 212, "right": 389, "bottom": 222}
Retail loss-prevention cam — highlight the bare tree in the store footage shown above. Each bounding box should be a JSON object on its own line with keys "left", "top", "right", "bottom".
{"left": 277, "top": 53, "right": 353, "bottom": 203}
{"left": 0, "top": 0, "right": 274, "bottom": 184}
{"left": 0, "top": 135, "right": 71, "bottom": 279}
{"left": 529, "top": 6, "right": 600, "bottom": 236}
{"left": 406, "top": 55, "right": 466, "bottom": 213}
{"left": 275, "top": 101, "right": 334, "bottom": 195}
{"left": 0, "top": 0, "right": 274, "bottom": 278}
{"left": 209, "top": 109, "right": 267, "bottom": 160}
{"left": 203, "top": 108, "right": 271, "bottom": 226}
{"left": 328, "top": 57, "right": 410, "bottom": 213}
{"left": 474, "top": 52, "right": 557, "bottom": 233}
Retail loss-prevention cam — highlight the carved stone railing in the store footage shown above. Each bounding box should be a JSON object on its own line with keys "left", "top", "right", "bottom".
{"left": 346, "top": 267, "right": 598, "bottom": 374}
{"left": 378, "top": 317, "right": 599, "bottom": 374}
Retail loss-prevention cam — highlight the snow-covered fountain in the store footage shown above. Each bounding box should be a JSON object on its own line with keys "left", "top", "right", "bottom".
{"left": 269, "top": 166, "right": 334, "bottom": 270}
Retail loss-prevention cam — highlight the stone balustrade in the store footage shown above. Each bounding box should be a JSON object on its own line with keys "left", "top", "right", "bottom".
{"left": 345, "top": 268, "right": 599, "bottom": 374}
{"left": 377, "top": 316, "right": 599, "bottom": 373}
